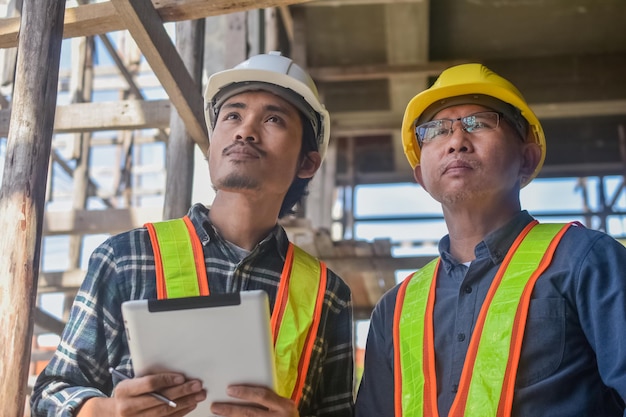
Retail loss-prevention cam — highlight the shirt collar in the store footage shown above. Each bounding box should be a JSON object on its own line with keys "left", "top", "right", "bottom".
{"left": 438, "top": 210, "right": 535, "bottom": 271}
{"left": 187, "top": 203, "right": 289, "bottom": 262}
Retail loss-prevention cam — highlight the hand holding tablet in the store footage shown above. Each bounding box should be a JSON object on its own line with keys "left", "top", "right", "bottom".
{"left": 121, "top": 290, "right": 277, "bottom": 417}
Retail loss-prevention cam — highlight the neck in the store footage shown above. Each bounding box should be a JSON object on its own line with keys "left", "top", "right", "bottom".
{"left": 209, "top": 191, "right": 282, "bottom": 250}
{"left": 442, "top": 200, "right": 521, "bottom": 263}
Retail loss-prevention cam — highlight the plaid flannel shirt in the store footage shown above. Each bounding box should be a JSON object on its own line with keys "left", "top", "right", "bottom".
{"left": 31, "top": 203, "right": 354, "bottom": 417}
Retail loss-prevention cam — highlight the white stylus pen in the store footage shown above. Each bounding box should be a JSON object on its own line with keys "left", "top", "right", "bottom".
{"left": 108, "top": 367, "right": 177, "bottom": 408}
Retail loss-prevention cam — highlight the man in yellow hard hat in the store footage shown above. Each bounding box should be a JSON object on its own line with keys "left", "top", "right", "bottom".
{"left": 355, "top": 63, "right": 626, "bottom": 416}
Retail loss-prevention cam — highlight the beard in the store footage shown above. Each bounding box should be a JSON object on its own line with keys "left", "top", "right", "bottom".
{"left": 216, "top": 171, "right": 260, "bottom": 191}
{"left": 438, "top": 188, "right": 473, "bottom": 205}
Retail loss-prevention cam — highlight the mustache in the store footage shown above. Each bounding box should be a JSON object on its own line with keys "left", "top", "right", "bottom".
{"left": 222, "top": 141, "right": 266, "bottom": 157}
{"left": 440, "top": 157, "right": 480, "bottom": 175}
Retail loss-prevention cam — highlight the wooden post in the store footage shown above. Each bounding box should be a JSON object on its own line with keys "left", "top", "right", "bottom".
{"left": 68, "top": 36, "right": 95, "bottom": 269}
{"left": 0, "top": 0, "right": 65, "bottom": 415}
{"left": 163, "top": 19, "right": 205, "bottom": 220}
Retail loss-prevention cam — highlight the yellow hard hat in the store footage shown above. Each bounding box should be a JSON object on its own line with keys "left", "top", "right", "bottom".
{"left": 401, "top": 63, "right": 545, "bottom": 186}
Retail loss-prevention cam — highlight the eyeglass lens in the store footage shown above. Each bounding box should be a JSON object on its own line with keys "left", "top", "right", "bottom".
{"left": 416, "top": 111, "right": 500, "bottom": 145}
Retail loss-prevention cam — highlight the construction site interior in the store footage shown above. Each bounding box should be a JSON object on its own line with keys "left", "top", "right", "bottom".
{"left": 0, "top": 0, "right": 625, "bottom": 415}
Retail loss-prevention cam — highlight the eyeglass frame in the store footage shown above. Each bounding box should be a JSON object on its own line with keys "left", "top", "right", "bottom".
{"left": 414, "top": 110, "right": 512, "bottom": 148}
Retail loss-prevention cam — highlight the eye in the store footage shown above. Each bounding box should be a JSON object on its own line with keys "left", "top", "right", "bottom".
{"left": 463, "top": 112, "right": 499, "bottom": 132}
{"left": 421, "top": 120, "right": 451, "bottom": 142}
{"left": 221, "top": 112, "right": 240, "bottom": 122}
{"left": 265, "top": 115, "right": 285, "bottom": 125}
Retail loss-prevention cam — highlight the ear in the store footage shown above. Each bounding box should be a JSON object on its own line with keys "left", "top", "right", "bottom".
{"left": 413, "top": 164, "right": 427, "bottom": 190}
{"left": 519, "top": 142, "right": 542, "bottom": 181}
{"left": 297, "top": 151, "right": 322, "bottom": 179}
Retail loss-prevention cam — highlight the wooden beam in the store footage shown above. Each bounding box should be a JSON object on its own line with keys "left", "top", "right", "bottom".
{"left": 0, "top": 0, "right": 315, "bottom": 49}
{"left": 109, "top": 0, "right": 209, "bottom": 154}
{"left": 300, "top": 0, "right": 423, "bottom": 5}
{"left": 0, "top": 0, "right": 66, "bottom": 414}
{"left": 38, "top": 269, "right": 84, "bottom": 292}
{"left": 163, "top": 19, "right": 204, "bottom": 220}
{"left": 34, "top": 308, "right": 66, "bottom": 335}
{"left": 330, "top": 99, "right": 626, "bottom": 135}
{"left": 309, "top": 60, "right": 469, "bottom": 82}
{"left": 43, "top": 207, "right": 163, "bottom": 236}
{"left": 0, "top": 99, "right": 171, "bottom": 136}
{"left": 532, "top": 100, "right": 626, "bottom": 119}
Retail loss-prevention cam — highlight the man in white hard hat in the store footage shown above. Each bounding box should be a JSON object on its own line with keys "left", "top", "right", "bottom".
{"left": 355, "top": 63, "right": 626, "bottom": 416}
{"left": 31, "top": 52, "right": 354, "bottom": 417}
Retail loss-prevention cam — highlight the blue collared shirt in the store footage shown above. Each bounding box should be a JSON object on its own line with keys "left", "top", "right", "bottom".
{"left": 356, "top": 211, "right": 626, "bottom": 417}
{"left": 31, "top": 203, "right": 354, "bottom": 417}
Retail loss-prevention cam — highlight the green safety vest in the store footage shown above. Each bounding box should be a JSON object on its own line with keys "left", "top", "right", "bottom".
{"left": 145, "top": 216, "right": 328, "bottom": 404}
{"left": 393, "top": 221, "right": 574, "bottom": 417}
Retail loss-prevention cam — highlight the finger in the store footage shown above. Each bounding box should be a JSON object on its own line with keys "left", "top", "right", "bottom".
{"left": 115, "top": 391, "right": 204, "bottom": 417}
{"left": 224, "top": 385, "right": 296, "bottom": 413}
{"left": 115, "top": 373, "right": 186, "bottom": 398}
{"left": 163, "top": 385, "right": 208, "bottom": 412}
{"left": 143, "top": 373, "right": 188, "bottom": 393}
{"left": 160, "top": 379, "right": 205, "bottom": 402}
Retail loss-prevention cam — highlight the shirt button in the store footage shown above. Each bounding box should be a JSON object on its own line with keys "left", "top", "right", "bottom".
{"left": 452, "top": 384, "right": 458, "bottom": 393}
{"left": 464, "top": 285, "right": 473, "bottom": 294}
{"left": 457, "top": 333, "right": 466, "bottom": 342}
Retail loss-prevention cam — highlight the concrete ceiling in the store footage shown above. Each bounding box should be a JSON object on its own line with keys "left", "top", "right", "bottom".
{"left": 291, "top": 0, "right": 626, "bottom": 183}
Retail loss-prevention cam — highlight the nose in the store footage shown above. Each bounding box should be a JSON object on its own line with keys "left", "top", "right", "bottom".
{"left": 234, "top": 119, "right": 259, "bottom": 143}
{"left": 446, "top": 120, "right": 472, "bottom": 154}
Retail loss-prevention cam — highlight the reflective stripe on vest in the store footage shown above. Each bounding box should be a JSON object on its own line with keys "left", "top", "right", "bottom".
{"left": 145, "top": 218, "right": 327, "bottom": 404}
{"left": 393, "top": 221, "right": 573, "bottom": 417}
{"left": 145, "top": 216, "right": 209, "bottom": 298}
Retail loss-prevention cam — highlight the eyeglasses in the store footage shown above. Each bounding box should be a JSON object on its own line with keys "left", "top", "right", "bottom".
{"left": 415, "top": 111, "right": 501, "bottom": 147}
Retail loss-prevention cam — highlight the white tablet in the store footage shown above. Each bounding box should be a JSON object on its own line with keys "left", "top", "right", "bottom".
{"left": 121, "top": 290, "right": 277, "bottom": 417}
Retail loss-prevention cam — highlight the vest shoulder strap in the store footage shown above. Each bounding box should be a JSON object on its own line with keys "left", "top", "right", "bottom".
{"left": 273, "top": 243, "right": 328, "bottom": 404}
{"left": 145, "top": 217, "right": 208, "bottom": 299}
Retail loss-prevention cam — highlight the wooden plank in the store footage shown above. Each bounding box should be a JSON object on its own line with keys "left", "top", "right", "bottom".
{"left": 43, "top": 207, "right": 163, "bottom": 235}
{"left": 110, "top": 0, "right": 208, "bottom": 154}
{"left": 323, "top": 254, "right": 435, "bottom": 273}
{"left": 0, "top": 0, "right": 66, "bottom": 414}
{"left": 38, "top": 269, "right": 85, "bottom": 291}
{"left": 300, "top": 0, "right": 422, "bottom": 5}
{"left": 0, "top": 0, "right": 315, "bottom": 49}
{"left": 53, "top": 99, "right": 171, "bottom": 132}
{"left": 308, "top": 61, "right": 468, "bottom": 82}
{"left": 313, "top": 230, "right": 336, "bottom": 258}
{"left": 0, "top": 99, "right": 171, "bottom": 136}
{"left": 163, "top": 19, "right": 204, "bottom": 220}
{"left": 34, "top": 308, "right": 66, "bottom": 335}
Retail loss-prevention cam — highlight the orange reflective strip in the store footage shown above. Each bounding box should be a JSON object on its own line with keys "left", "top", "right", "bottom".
{"left": 449, "top": 220, "right": 538, "bottom": 416}
{"left": 145, "top": 222, "right": 167, "bottom": 299}
{"left": 182, "top": 215, "right": 209, "bottom": 296}
{"left": 394, "top": 263, "right": 441, "bottom": 417}
{"left": 423, "top": 261, "right": 440, "bottom": 417}
{"left": 270, "top": 244, "right": 294, "bottom": 344}
{"left": 497, "top": 223, "right": 572, "bottom": 417}
{"left": 393, "top": 276, "right": 411, "bottom": 417}
{"left": 292, "top": 261, "right": 328, "bottom": 404}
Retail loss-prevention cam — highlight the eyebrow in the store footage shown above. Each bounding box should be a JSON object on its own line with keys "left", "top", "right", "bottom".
{"left": 221, "top": 101, "right": 295, "bottom": 117}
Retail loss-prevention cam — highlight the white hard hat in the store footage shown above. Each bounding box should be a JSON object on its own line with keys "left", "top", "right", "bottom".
{"left": 204, "top": 51, "right": 331, "bottom": 160}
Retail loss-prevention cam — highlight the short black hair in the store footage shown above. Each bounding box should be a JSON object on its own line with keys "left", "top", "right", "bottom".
{"left": 278, "top": 113, "right": 318, "bottom": 218}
